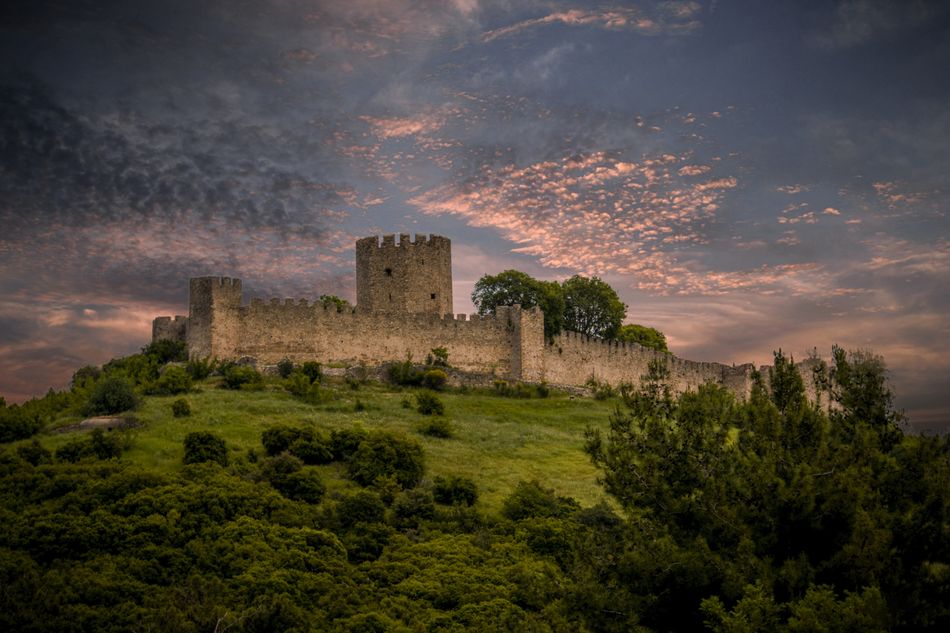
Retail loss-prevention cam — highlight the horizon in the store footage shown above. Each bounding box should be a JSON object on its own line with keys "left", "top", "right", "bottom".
{"left": 2, "top": 1, "right": 948, "bottom": 432}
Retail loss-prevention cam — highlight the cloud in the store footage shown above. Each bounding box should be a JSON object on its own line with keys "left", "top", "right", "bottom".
{"left": 480, "top": 3, "right": 702, "bottom": 43}
{"left": 808, "top": 0, "right": 947, "bottom": 50}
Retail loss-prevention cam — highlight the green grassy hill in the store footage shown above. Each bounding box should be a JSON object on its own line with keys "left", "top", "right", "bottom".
{"left": 36, "top": 376, "right": 616, "bottom": 512}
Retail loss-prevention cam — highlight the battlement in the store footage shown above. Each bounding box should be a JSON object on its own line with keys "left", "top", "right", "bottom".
{"left": 153, "top": 232, "right": 763, "bottom": 400}
{"left": 359, "top": 233, "right": 450, "bottom": 249}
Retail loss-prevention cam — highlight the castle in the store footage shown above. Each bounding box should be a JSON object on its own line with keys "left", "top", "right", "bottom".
{"left": 152, "top": 233, "right": 761, "bottom": 397}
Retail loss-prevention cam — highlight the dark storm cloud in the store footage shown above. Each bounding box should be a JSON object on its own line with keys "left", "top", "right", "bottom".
{"left": 0, "top": 78, "right": 352, "bottom": 239}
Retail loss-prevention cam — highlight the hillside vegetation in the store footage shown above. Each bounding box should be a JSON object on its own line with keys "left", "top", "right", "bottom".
{"left": 0, "top": 343, "right": 948, "bottom": 632}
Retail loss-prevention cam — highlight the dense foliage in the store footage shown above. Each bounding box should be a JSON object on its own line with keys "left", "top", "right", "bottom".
{"left": 0, "top": 346, "right": 946, "bottom": 632}
{"left": 472, "top": 269, "right": 663, "bottom": 345}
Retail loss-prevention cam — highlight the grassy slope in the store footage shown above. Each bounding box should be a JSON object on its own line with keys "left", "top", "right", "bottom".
{"left": 35, "top": 378, "right": 617, "bottom": 511}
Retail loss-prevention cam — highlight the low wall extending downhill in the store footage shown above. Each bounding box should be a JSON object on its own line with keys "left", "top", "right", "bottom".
{"left": 543, "top": 331, "right": 755, "bottom": 397}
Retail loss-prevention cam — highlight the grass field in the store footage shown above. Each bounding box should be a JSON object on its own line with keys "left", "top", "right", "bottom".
{"left": 34, "top": 377, "right": 619, "bottom": 511}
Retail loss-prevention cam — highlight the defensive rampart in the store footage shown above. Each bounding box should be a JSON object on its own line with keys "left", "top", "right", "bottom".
{"left": 543, "top": 331, "right": 756, "bottom": 397}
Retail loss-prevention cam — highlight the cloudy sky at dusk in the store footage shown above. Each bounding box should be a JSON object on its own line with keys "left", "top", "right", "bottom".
{"left": 2, "top": 0, "right": 948, "bottom": 430}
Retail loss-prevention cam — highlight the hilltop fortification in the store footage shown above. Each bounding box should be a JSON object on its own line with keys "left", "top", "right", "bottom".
{"left": 153, "top": 233, "right": 789, "bottom": 398}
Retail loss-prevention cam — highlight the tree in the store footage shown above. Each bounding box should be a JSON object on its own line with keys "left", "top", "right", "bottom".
{"left": 183, "top": 431, "right": 229, "bottom": 466}
{"left": 471, "top": 270, "right": 565, "bottom": 338}
{"left": 561, "top": 275, "right": 626, "bottom": 339}
{"left": 615, "top": 323, "right": 668, "bottom": 352}
{"left": 84, "top": 376, "right": 138, "bottom": 416}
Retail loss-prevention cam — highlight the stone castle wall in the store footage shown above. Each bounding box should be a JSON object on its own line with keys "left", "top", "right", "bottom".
{"left": 220, "top": 298, "right": 518, "bottom": 375}
{"left": 542, "top": 331, "right": 756, "bottom": 396}
{"left": 150, "top": 233, "right": 802, "bottom": 399}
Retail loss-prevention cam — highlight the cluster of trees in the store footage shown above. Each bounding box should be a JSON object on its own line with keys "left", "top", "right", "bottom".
{"left": 0, "top": 345, "right": 947, "bottom": 631}
{"left": 472, "top": 270, "right": 667, "bottom": 351}
{"left": 0, "top": 340, "right": 191, "bottom": 443}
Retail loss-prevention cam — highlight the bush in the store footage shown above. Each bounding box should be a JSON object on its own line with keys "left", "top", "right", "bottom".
{"left": 415, "top": 391, "right": 445, "bottom": 416}
{"left": 492, "top": 380, "right": 541, "bottom": 398}
{"left": 16, "top": 440, "right": 51, "bottom": 466}
{"left": 90, "top": 428, "right": 123, "bottom": 460}
{"left": 417, "top": 417, "right": 452, "bottom": 438}
{"left": 142, "top": 339, "right": 188, "bottom": 364}
{"left": 285, "top": 372, "right": 311, "bottom": 398}
{"left": 393, "top": 488, "right": 436, "bottom": 523}
{"left": 274, "top": 468, "right": 325, "bottom": 504}
{"left": 587, "top": 378, "right": 616, "bottom": 400}
{"left": 222, "top": 365, "right": 262, "bottom": 390}
{"left": 0, "top": 407, "right": 43, "bottom": 443}
{"left": 421, "top": 369, "right": 448, "bottom": 390}
{"left": 338, "top": 490, "right": 386, "bottom": 527}
{"left": 290, "top": 436, "right": 334, "bottom": 465}
{"left": 428, "top": 346, "right": 449, "bottom": 367}
{"left": 501, "top": 480, "right": 579, "bottom": 521}
{"left": 84, "top": 376, "right": 138, "bottom": 416}
{"left": 300, "top": 361, "right": 322, "bottom": 384}
{"left": 276, "top": 358, "right": 295, "bottom": 379}
{"left": 261, "top": 451, "right": 303, "bottom": 484}
{"left": 433, "top": 475, "right": 478, "bottom": 506}
{"left": 347, "top": 431, "right": 425, "bottom": 489}
{"left": 183, "top": 431, "right": 228, "bottom": 466}
{"left": 388, "top": 356, "right": 422, "bottom": 386}
{"left": 186, "top": 357, "right": 215, "bottom": 380}
{"left": 330, "top": 428, "right": 368, "bottom": 461}
{"left": 55, "top": 438, "right": 93, "bottom": 463}
{"left": 262, "top": 425, "right": 304, "bottom": 456}
{"left": 150, "top": 366, "right": 192, "bottom": 395}
{"left": 171, "top": 398, "right": 191, "bottom": 417}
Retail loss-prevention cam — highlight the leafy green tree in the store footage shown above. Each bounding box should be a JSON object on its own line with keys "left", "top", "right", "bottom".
{"left": 615, "top": 323, "right": 668, "bottom": 352}
{"left": 183, "top": 431, "right": 228, "bottom": 466}
{"left": 142, "top": 339, "right": 188, "bottom": 364}
{"left": 472, "top": 269, "right": 565, "bottom": 338}
{"left": 84, "top": 376, "right": 138, "bottom": 416}
{"left": 561, "top": 275, "right": 626, "bottom": 339}
{"left": 830, "top": 346, "right": 904, "bottom": 447}
{"left": 347, "top": 431, "right": 425, "bottom": 488}
{"left": 149, "top": 366, "right": 193, "bottom": 395}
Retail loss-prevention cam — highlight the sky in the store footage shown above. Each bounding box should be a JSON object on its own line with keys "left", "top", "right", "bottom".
{"left": 1, "top": 0, "right": 948, "bottom": 431}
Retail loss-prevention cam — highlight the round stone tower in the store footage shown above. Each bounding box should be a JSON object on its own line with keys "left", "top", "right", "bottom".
{"left": 355, "top": 233, "right": 453, "bottom": 316}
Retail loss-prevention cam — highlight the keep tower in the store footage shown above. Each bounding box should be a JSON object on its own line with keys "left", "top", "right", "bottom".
{"left": 356, "top": 234, "right": 453, "bottom": 316}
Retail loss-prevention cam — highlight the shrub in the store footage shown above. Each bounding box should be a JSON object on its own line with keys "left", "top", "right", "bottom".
{"left": 261, "top": 452, "right": 303, "bottom": 485}
{"left": 276, "top": 358, "right": 295, "bottom": 379}
{"left": 274, "top": 468, "right": 325, "bottom": 504}
{"left": 285, "top": 372, "right": 311, "bottom": 398}
{"left": 55, "top": 438, "right": 93, "bottom": 463}
{"left": 90, "top": 428, "right": 123, "bottom": 460}
{"left": 417, "top": 417, "right": 452, "bottom": 438}
{"left": 262, "top": 425, "right": 304, "bottom": 456}
{"left": 0, "top": 407, "right": 43, "bottom": 443}
{"left": 150, "top": 366, "right": 192, "bottom": 395}
{"left": 587, "top": 377, "right": 616, "bottom": 400}
{"left": 393, "top": 488, "right": 436, "bottom": 523}
{"left": 222, "top": 365, "right": 262, "bottom": 390}
{"left": 415, "top": 391, "right": 445, "bottom": 416}
{"left": 421, "top": 369, "right": 448, "bottom": 390}
{"left": 142, "top": 339, "right": 188, "bottom": 364}
{"left": 171, "top": 398, "right": 191, "bottom": 417}
{"left": 429, "top": 346, "right": 449, "bottom": 367}
{"left": 338, "top": 490, "right": 386, "bottom": 527}
{"left": 433, "top": 475, "right": 478, "bottom": 506}
{"left": 183, "top": 431, "right": 228, "bottom": 466}
{"left": 16, "top": 440, "right": 52, "bottom": 466}
{"left": 347, "top": 431, "right": 425, "bottom": 489}
{"left": 84, "top": 376, "right": 138, "bottom": 416}
{"left": 186, "top": 357, "right": 215, "bottom": 380}
{"left": 300, "top": 361, "right": 322, "bottom": 384}
{"left": 354, "top": 399, "right": 366, "bottom": 412}
{"left": 501, "top": 480, "right": 579, "bottom": 521}
{"left": 330, "top": 428, "right": 368, "bottom": 461}
{"left": 388, "top": 356, "right": 422, "bottom": 386}
{"left": 492, "top": 380, "right": 537, "bottom": 398}
{"left": 289, "top": 436, "right": 334, "bottom": 465}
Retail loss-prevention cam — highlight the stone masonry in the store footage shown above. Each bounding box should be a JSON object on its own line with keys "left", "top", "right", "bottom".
{"left": 152, "top": 233, "right": 798, "bottom": 399}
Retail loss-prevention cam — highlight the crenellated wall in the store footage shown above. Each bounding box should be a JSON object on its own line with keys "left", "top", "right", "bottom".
{"left": 543, "top": 330, "right": 756, "bottom": 395}
{"left": 149, "top": 234, "right": 807, "bottom": 401}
